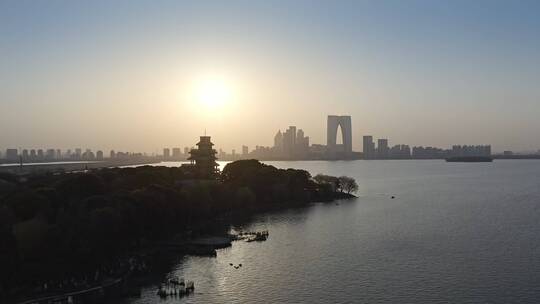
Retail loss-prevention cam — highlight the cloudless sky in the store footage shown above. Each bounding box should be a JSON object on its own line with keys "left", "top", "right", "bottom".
{"left": 1, "top": 0, "right": 539, "bottom": 153}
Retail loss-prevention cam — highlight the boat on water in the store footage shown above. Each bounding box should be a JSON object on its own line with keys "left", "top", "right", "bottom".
{"left": 445, "top": 156, "right": 493, "bottom": 162}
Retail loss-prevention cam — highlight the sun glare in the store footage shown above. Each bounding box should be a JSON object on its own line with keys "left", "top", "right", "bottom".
{"left": 195, "top": 76, "right": 233, "bottom": 108}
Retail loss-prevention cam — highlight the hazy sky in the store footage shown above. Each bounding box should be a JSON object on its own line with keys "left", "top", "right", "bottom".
{"left": 1, "top": 0, "right": 539, "bottom": 153}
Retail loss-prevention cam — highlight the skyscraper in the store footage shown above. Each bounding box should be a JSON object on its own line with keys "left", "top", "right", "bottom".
{"left": 274, "top": 130, "right": 283, "bottom": 150}
{"left": 377, "top": 139, "right": 389, "bottom": 159}
{"left": 172, "top": 148, "right": 181, "bottom": 159}
{"left": 363, "top": 136, "right": 375, "bottom": 159}
{"left": 296, "top": 129, "right": 309, "bottom": 157}
{"left": 327, "top": 115, "right": 353, "bottom": 156}
{"left": 163, "top": 148, "right": 170, "bottom": 159}
{"left": 282, "top": 126, "right": 297, "bottom": 158}
{"left": 5, "top": 149, "right": 18, "bottom": 161}
{"left": 75, "top": 148, "right": 82, "bottom": 160}
{"left": 46, "top": 149, "right": 56, "bottom": 160}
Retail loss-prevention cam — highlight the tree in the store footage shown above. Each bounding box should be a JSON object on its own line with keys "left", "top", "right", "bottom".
{"left": 221, "top": 159, "right": 266, "bottom": 184}
{"left": 338, "top": 176, "right": 358, "bottom": 194}
{"left": 313, "top": 174, "right": 339, "bottom": 192}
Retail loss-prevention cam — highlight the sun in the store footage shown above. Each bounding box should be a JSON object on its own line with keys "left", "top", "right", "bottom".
{"left": 195, "top": 76, "right": 233, "bottom": 108}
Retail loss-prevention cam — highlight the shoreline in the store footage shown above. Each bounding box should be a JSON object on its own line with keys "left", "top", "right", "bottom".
{"left": 6, "top": 192, "right": 356, "bottom": 304}
{"left": 0, "top": 159, "right": 161, "bottom": 174}
{"left": 0, "top": 160, "right": 357, "bottom": 302}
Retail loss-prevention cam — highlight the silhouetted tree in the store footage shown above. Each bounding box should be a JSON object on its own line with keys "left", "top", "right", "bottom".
{"left": 338, "top": 176, "right": 358, "bottom": 194}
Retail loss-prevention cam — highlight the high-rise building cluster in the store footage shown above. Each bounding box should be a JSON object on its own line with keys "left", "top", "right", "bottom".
{"left": 274, "top": 126, "right": 310, "bottom": 159}
{"left": 451, "top": 145, "right": 491, "bottom": 157}
{"left": 3, "top": 116, "right": 500, "bottom": 164}
{"left": 362, "top": 136, "right": 491, "bottom": 159}
{"left": 161, "top": 147, "right": 194, "bottom": 161}
{"left": 1, "top": 147, "right": 149, "bottom": 163}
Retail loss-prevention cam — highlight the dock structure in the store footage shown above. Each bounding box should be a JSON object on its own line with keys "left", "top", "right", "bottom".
{"left": 157, "top": 277, "right": 195, "bottom": 299}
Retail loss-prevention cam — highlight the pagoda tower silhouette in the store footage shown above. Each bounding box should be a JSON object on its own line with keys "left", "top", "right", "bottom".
{"left": 188, "top": 136, "right": 219, "bottom": 178}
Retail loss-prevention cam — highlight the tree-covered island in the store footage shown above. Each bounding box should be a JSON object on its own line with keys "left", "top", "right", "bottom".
{"left": 0, "top": 137, "right": 357, "bottom": 302}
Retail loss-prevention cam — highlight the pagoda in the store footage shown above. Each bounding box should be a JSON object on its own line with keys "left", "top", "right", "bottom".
{"left": 188, "top": 136, "right": 219, "bottom": 178}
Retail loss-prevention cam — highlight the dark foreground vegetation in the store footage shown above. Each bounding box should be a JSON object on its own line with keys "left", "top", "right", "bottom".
{"left": 0, "top": 159, "right": 356, "bottom": 301}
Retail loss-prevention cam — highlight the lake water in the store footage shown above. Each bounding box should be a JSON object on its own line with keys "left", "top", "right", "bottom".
{"left": 123, "top": 160, "right": 540, "bottom": 303}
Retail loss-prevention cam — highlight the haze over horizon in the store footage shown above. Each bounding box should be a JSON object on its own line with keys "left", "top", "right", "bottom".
{"left": 1, "top": 0, "right": 539, "bottom": 153}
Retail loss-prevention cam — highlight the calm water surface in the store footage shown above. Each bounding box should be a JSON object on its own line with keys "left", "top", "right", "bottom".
{"left": 124, "top": 160, "right": 540, "bottom": 303}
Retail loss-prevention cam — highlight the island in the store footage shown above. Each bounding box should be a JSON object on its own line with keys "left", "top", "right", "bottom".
{"left": 0, "top": 139, "right": 357, "bottom": 303}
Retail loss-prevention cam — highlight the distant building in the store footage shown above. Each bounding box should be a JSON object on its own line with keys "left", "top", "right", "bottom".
{"left": 187, "top": 136, "right": 219, "bottom": 178}
{"left": 389, "top": 145, "right": 411, "bottom": 159}
{"left": 412, "top": 146, "right": 447, "bottom": 159}
{"left": 274, "top": 130, "right": 283, "bottom": 153}
{"left": 363, "top": 136, "right": 375, "bottom": 159}
{"left": 242, "top": 145, "right": 249, "bottom": 156}
{"left": 110, "top": 150, "right": 116, "bottom": 158}
{"left": 296, "top": 129, "right": 309, "bottom": 157}
{"left": 283, "top": 126, "right": 297, "bottom": 158}
{"left": 451, "top": 145, "right": 491, "bottom": 157}
{"left": 184, "top": 147, "right": 189, "bottom": 156}
{"left": 163, "top": 148, "right": 170, "bottom": 159}
{"left": 327, "top": 115, "right": 352, "bottom": 157}
{"left": 82, "top": 149, "right": 95, "bottom": 160}
{"left": 37, "top": 149, "right": 44, "bottom": 160}
{"left": 30, "top": 149, "right": 36, "bottom": 159}
{"left": 172, "top": 148, "right": 181, "bottom": 159}
{"left": 377, "top": 139, "right": 389, "bottom": 159}
{"left": 96, "top": 150, "right": 104, "bottom": 160}
{"left": 22, "top": 149, "right": 29, "bottom": 160}
{"left": 5, "top": 149, "right": 18, "bottom": 161}
{"left": 503, "top": 151, "right": 513, "bottom": 156}
{"left": 46, "top": 149, "right": 56, "bottom": 160}
{"left": 271, "top": 125, "right": 315, "bottom": 159}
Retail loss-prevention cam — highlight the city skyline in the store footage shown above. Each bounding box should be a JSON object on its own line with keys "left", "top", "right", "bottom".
{"left": 2, "top": 1, "right": 540, "bottom": 152}
{"left": 0, "top": 112, "right": 526, "bottom": 158}
{"left": 0, "top": 114, "right": 516, "bottom": 161}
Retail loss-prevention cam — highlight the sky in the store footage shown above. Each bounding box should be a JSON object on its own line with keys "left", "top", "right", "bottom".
{"left": 1, "top": 0, "right": 539, "bottom": 153}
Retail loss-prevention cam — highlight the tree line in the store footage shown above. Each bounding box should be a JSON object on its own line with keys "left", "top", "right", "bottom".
{"left": 0, "top": 160, "right": 357, "bottom": 298}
